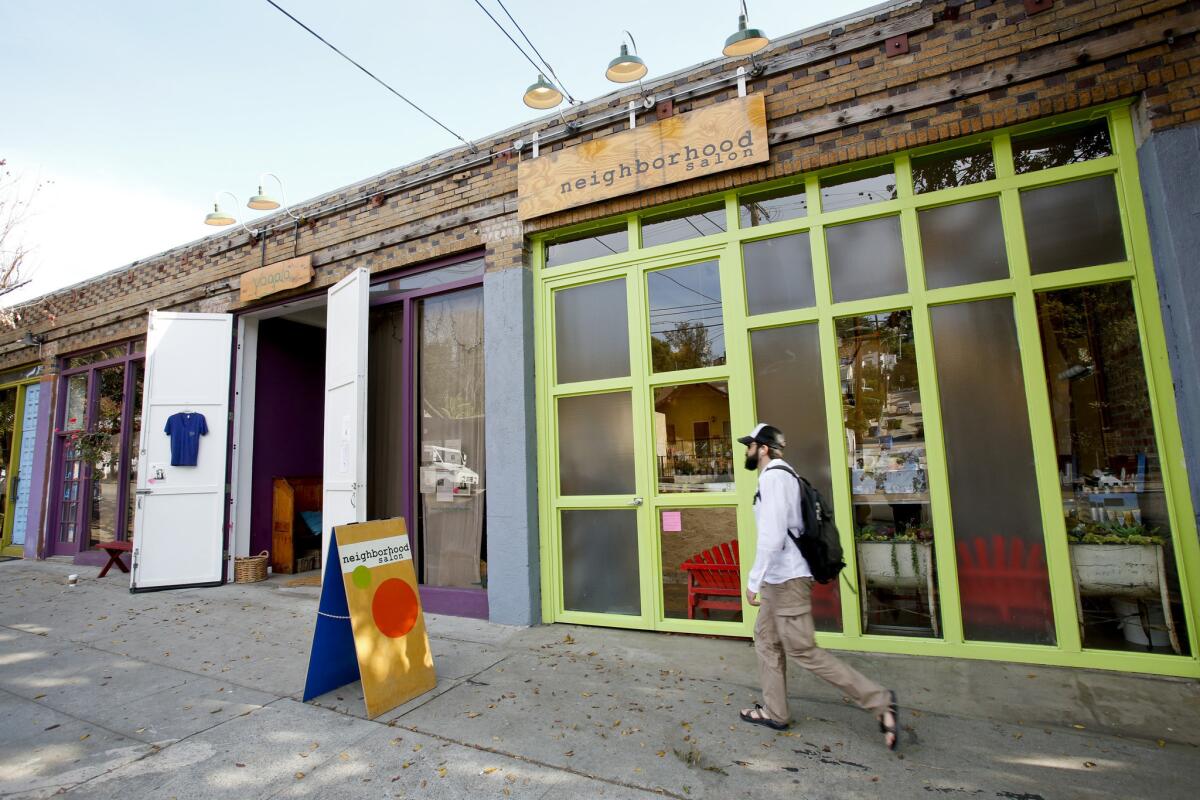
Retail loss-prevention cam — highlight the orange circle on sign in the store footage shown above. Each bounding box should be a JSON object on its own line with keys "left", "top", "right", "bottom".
{"left": 371, "top": 578, "right": 419, "bottom": 638}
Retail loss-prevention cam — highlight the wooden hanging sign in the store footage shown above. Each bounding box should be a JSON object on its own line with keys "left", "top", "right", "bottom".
{"left": 517, "top": 94, "right": 768, "bottom": 220}
{"left": 239, "top": 254, "right": 314, "bottom": 302}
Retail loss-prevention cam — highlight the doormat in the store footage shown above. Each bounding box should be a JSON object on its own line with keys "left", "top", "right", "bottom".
{"left": 284, "top": 575, "right": 322, "bottom": 587}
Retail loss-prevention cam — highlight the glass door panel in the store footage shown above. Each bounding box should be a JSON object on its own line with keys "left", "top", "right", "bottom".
{"left": 660, "top": 506, "right": 741, "bottom": 622}
{"left": 930, "top": 298, "right": 1056, "bottom": 645}
{"left": 1035, "top": 282, "right": 1188, "bottom": 655}
{"left": 88, "top": 365, "right": 125, "bottom": 549}
{"left": 837, "top": 311, "right": 941, "bottom": 637}
{"left": 562, "top": 509, "right": 641, "bottom": 615}
{"left": 557, "top": 392, "right": 636, "bottom": 496}
{"left": 654, "top": 381, "right": 733, "bottom": 493}
{"left": 647, "top": 260, "right": 726, "bottom": 372}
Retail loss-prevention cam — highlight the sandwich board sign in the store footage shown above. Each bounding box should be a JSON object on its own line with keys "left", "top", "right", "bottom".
{"left": 302, "top": 517, "right": 436, "bottom": 718}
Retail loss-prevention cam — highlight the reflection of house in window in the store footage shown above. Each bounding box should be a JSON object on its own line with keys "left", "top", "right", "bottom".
{"left": 654, "top": 382, "right": 733, "bottom": 491}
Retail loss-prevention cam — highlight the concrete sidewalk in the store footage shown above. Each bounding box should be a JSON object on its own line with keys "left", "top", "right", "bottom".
{"left": 0, "top": 560, "right": 1195, "bottom": 799}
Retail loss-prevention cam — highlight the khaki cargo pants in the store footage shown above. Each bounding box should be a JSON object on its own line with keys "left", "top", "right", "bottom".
{"left": 755, "top": 577, "right": 891, "bottom": 726}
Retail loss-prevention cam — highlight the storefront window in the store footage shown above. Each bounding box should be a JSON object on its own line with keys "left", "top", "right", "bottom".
{"left": 930, "top": 298, "right": 1056, "bottom": 645}
{"left": 1021, "top": 176, "right": 1126, "bottom": 275}
{"left": 555, "top": 278, "right": 629, "bottom": 383}
{"left": 820, "top": 165, "right": 897, "bottom": 213}
{"left": 88, "top": 365, "right": 124, "bottom": 549}
{"left": 562, "top": 509, "right": 640, "bottom": 615}
{"left": 742, "top": 233, "right": 815, "bottom": 315}
{"left": 641, "top": 203, "right": 726, "bottom": 248}
{"left": 1013, "top": 120, "right": 1112, "bottom": 174}
{"left": 918, "top": 197, "right": 1009, "bottom": 289}
{"left": 648, "top": 260, "right": 726, "bottom": 372}
{"left": 838, "top": 312, "right": 940, "bottom": 637}
{"left": 66, "top": 345, "right": 128, "bottom": 370}
{"left": 739, "top": 184, "right": 807, "bottom": 227}
{"left": 416, "top": 287, "right": 486, "bottom": 590}
{"left": 545, "top": 224, "right": 628, "bottom": 267}
{"left": 912, "top": 145, "right": 996, "bottom": 194}
{"left": 826, "top": 215, "right": 907, "bottom": 303}
{"left": 370, "top": 258, "right": 484, "bottom": 297}
{"left": 750, "top": 323, "right": 840, "bottom": 631}
{"left": 1036, "top": 282, "right": 1188, "bottom": 655}
{"left": 558, "top": 392, "right": 635, "bottom": 496}
{"left": 660, "top": 507, "right": 741, "bottom": 621}
{"left": 654, "top": 381, "right": 733, "bottom": 493}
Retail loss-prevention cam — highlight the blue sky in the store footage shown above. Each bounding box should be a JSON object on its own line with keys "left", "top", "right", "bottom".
{"left": 1, "top": 0, "right": 882, "bottom": 305}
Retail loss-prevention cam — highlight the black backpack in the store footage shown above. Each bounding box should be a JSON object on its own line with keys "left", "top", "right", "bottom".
{"left": 764, "top": 465, "right": 847, "bottom": 584}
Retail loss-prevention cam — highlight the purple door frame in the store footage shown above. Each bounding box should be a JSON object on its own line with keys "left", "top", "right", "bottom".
{"left": 233, "top": 251, "right": 489, "bottom": 619}
{"left": 45, "top": 341, "right": 145, "bottom": 566}
{"left": 371, "top": 271, "right": 487, "bottom": 619}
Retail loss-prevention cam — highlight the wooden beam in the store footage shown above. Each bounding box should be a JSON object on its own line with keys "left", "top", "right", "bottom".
{"left": 770, "top": 11, "right": 1200, "bottom": 145}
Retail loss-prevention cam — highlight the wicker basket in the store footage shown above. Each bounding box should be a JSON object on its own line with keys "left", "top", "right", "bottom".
{"left": 234, "top": 550, "right": 270, "bottom": 583}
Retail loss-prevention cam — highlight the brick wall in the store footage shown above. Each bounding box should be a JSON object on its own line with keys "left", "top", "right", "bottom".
{"left": 3, "top": 0, "right": 1198, "bottom": 369}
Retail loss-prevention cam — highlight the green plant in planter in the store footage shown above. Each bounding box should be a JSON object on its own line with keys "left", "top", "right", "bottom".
{"left": 1065, "top": 513, "right": 1163, "bottom": 546}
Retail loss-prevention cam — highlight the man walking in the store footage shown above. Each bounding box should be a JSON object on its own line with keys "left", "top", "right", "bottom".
{"left": 736, "top": 423, "right": 899, "bottom": 750}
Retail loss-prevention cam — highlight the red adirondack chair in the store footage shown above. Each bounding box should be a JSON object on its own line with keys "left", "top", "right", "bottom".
{"left": 955, "top": 535, "right": 1054, "bottom": 634}
{"left": 681, "top": 540, "right": 741, "bottom": 619}
{"left": 680, "top": 540, "right": 843, "bottom": 623}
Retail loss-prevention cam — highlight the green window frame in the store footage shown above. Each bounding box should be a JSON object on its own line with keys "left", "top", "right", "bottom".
{"left": 532, "top": 101, "right": 1200, "bottom": 678}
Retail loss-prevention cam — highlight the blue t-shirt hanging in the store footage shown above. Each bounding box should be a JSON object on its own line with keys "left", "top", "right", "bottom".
{"left": 164, "top": 412, "right": 208, "bottom": 466}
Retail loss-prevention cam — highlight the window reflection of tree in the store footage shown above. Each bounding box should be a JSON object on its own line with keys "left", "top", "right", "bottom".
{"left": 913, "top": 149, "right": 996, "bottom": 193}
{"left": 1014, "top": 123, "right": 1112, "bottom": 173}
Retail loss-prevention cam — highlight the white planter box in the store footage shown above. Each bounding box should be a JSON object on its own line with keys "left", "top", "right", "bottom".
{"left": 1070, "top": 543, "right": 1161, "bottom": 597}
{"left": 856, "top": 541, "right": 933, "bottom": 590}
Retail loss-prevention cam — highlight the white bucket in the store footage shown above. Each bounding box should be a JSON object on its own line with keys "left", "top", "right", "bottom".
{"left": 1111, "top": 598, "right": 1171, "bottom": 647}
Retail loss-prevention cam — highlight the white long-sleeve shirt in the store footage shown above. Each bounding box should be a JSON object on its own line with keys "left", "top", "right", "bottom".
{"left": 747, "top": 458, "right": 812, "bottom": 593}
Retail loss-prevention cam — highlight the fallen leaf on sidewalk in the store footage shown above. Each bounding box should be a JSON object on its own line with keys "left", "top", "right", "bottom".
{"left": 562, "top": 634, "right": 575, "bottom": 644}
{"left": 235, "top": 763, "right": 246, "bottom": 768}
{"left": 437, "top": 767, "right": 447, "bottom": 778}
{"left": 1157, "top": 739, "right": 1166, "bottom": 748}
{"left": 1083, "top": 761, "right": 1096, "bottom": 768}
{"left": 482, "top": 767, "right": 499, "bottom": 775}
{"left": 79, "top": 734, "right": 89, "bottom": 741}
{"left": 1073, "top": 724, "right": 1086, "bottom": 730}
{"left": 294, "top": 772, "right": 305, "bottom": 780}
{"left": 564, "top": 750, "right": 574, "bottom": 757}
{"left": 33, "top": 694, "right": 46, "bottom": 700}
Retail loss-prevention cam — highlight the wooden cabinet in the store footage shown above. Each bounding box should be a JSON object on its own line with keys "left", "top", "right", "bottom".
{"left": 271, "top": 476, "right": 322, "bottom": 574}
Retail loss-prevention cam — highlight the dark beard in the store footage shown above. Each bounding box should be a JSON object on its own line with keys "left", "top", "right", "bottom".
{"left": 744, "top": 454, "right": 759, "bottom": 471}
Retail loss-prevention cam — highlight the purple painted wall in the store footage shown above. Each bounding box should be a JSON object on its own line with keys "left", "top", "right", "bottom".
{"left": 250, "top": 319, "right": 325, "bottom": 556}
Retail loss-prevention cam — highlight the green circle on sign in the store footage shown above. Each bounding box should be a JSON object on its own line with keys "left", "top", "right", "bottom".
{"left": 352, "top": 565, "right": 371, "bottom": 589}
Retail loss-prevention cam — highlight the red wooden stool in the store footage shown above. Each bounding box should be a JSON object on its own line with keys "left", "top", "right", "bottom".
{"left": 97, "top": 541, "right": 133, "bottom": 578}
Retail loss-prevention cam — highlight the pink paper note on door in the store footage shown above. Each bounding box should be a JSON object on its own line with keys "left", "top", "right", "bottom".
{"left": 661, "top": 511, "right": 682, "bottom": 532}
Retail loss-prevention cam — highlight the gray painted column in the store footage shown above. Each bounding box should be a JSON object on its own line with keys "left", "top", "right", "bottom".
{"left": 1137, "top": 121, "right": 1200, "bottom": 536}
{"left": 483, "top": 261, "right": 541, "bottom": 626}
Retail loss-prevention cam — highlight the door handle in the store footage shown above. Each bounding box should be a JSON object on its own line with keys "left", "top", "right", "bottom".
{"left": 627, "top": 497, "right": 643, "bottom": 506}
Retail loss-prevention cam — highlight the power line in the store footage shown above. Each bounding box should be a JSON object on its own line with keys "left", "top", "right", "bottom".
{"left": 470, "top": 0, "right": 571, "bottom": 102}
{"left": 494, "top": 0, "right": 577, "bottom": 103}
{"left": 262, "top": 0, "right": 474, "bottom": 150}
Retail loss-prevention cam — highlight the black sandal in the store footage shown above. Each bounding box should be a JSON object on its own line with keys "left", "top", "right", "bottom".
{"left": 739, "top": 703, "right": 789, "bottom": 730}
{"left": 879, "top": 690, "right": 899, "bottom": 751}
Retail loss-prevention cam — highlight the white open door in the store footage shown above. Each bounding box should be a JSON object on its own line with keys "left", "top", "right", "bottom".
{"left": 131, "top": 311, "right": 233, "bottom": 590}
{"left": 323, "top": 268, "right": 369, "bottom": 565}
